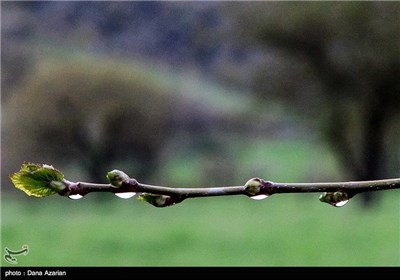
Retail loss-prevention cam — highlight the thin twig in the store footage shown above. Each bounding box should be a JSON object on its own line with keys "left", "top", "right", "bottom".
{"left": 61, "top": 176, "right": 400, "bottom": 207}
{"left": 10, "top": 163, "right": 400, "bottom": 208}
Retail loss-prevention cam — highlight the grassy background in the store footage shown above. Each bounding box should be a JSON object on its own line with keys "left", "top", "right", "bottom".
{"left": 1, "top": 190, "right": 399, "bottom": 267}
{"left": 1, "top": 140, "right": 399, "bottom": 267}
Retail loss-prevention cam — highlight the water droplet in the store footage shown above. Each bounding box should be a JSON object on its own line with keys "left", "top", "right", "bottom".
{"left": 68, "top": 194, "right": 83, "bottom": 200}
{"left": 319, "top": 191, "right": 351, "bottom": 207}
{"left": 250, "top": 194, "right": 268, "bottom": 200}
{"left": 115, "top": 192, "right": 136, "bottom": 199}
{"left": 333, "top": 200, "right": 349, "bottom": 207}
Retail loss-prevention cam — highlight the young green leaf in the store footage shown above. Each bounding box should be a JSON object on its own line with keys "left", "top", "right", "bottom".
{"left": 106, "top": 170, "right": 130, "bottom": 188}
{"left": 9, "top": 162, "right": 65, "bottom": 197}
{"left": 244, "top": 177, "right": 263, "bottom": 196}
{"left": 319, "top": 191, "right": 351, "bottom": 207}
{"left": 137, "top": 193, "right": 178, "bottom": 207}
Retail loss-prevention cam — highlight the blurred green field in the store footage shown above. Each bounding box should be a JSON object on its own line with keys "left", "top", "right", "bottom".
{"left": 2, "top": 139, "right": 399, "bottom": 266}
{"left": 1, "top": 182, "right": 399, "bottom": 267}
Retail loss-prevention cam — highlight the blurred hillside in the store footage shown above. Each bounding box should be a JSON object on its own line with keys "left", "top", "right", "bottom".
{"left": 2, "top": 1, "right": 399, "bottom": 202}
{"left": 1, "top": 1, "right": 261, "bottom": 93}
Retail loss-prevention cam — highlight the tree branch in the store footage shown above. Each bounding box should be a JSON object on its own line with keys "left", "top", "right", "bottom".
{"left": 9, "top": 162, "right": 400, "bottom": 208}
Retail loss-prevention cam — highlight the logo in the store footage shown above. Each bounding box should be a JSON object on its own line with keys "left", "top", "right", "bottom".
{"left": 4, "top": 245, "right": 29, "bottom": 264}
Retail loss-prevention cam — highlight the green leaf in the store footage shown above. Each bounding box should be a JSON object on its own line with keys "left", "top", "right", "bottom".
{"left": 319, "top": 191, "right": 350, "bottom": 207}
{"left": 9, "top": 162, "right": 65, "bottom": 197}
{"left": 137, "top": 193, "right": 174, "bottom": 207}
{"left": 106, "top": 170, "right": 130, "bottom": 188}
{"left": 244, "top": 178, "right": 263, "bottom": 196}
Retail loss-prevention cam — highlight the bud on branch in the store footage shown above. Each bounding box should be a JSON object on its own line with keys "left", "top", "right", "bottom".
{"left": 9, "top": 162, "right": 400, "bottom": 208}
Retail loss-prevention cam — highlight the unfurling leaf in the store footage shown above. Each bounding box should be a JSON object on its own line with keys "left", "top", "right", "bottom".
{"left": 244, "top": 178, "right": 263, "bottom": 196}
{"left": 137, "top": 193, "right": 178, "bottom": 207}
{"left": 9, "top": 162, "right": 65, "bottom": 197}
{"left": 319, "top": 191, "right": 351, "bottom": 207}
{"left": 106, "top": 170, "right": 130, "bottom": 188}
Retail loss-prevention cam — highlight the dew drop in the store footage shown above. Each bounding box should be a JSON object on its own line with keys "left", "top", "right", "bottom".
{"left": 68, "top": 194, "right": 83, "bottom": 200}
{"left": 333, "top": 200, "right": 349, "bottom": 207}
{"left": 115, "top": 192, "right": 136, "bottom": 199}
{"left": 250, "top": 194, "right": 268, "bottom": 200}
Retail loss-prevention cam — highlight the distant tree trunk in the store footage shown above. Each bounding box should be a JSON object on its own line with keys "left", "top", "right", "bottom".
{"left": 355, "top": 95, "right": 387, "bottom": 207}
{"left": 359, "top": 63, "right": 400, "bottom": 206}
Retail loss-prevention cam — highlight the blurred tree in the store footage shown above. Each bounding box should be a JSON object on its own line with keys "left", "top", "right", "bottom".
{"left": 1, "top": 2, "right": 38, "bottom": 100}
{"left": 3, "top": 55, "right": 181, "bottom": 183}
{"left": 225, "top": 1, "right": 400, "bottom": 207}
